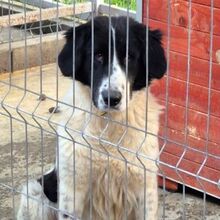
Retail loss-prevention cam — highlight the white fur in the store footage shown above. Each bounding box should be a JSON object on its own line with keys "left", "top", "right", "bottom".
{"left": 17, "top": 180, "right": 57, "bottom": 220}
{"left": 97, "top": 27, "right": 129, "bottom": 111}
{"left": 56, "top": 80, "right": 161, "bottom": 219}
{"left": 17, "top": 80, "right": 162, "bottom": 220}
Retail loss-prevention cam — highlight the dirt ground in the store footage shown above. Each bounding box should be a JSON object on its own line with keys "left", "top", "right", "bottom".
{"left": 0, "top": 64, "right": 219, "bottom": 220}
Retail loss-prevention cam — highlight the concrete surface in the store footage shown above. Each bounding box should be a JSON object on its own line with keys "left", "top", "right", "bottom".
{"left": 0, "top": 64, "right": 219, "bottom": 219}
{"left": 0, "top": 30, "right": 65, "bottom": 73}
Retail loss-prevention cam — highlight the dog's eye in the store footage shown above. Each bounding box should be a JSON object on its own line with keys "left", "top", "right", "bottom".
{"left": 95, "top": 53, "right": 104, "bottom": 63}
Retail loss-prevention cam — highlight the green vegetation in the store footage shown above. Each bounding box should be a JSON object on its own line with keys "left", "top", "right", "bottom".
{"left": 104, "top": 0, "right": 136, "bottom": 10}
{"left": 54, "top": 0, "right": 136, "bottom": 10}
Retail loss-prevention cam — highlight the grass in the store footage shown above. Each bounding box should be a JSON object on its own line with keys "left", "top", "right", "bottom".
{"left": 54, "top": 0, "right": 136, "bottom": 10}
{"left": 104, "top": 0, "right": 136, "bottom": 10}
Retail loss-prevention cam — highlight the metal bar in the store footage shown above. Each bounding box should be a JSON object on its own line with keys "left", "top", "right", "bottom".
{"left": 124, "top": 3, "right": 130, "bottom": 219}
{"left": 197, "top": 0, "right": 214, "bottom": 218}
{"left": 63, "top": 0, "right": 77, "bottom": 215}
{"left": 174, "top": 0, "right": 193, "bottom": 219}
{"left": 105, "top": 2, "right": 112, "bottom": 219}
{"left": 0, "top": 2, "right": 92, "bottom": 28}
{"left": 13, "top": 0, "right": 30, "bottom": 216}
{"left": 37, "top": 1, "right": 45, "bottom": 218}
{"left": 157, "top": 0, "right": 172, "bottom": 218}
{"left": 89, "top": 2, "right": 95, "bottom": 218}
{"left": 0, "top": 1, "right": 15, "bottom": 218}
{"left": 136, "top": 0, "right": 142, "bottom": 22}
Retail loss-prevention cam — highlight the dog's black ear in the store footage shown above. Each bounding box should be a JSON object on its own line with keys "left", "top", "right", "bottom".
{"left": 58, "top": 23, "right": 90, "bottom": 77}
{"left": 148, "top": 29, "right": 167, "bottom": 79}
{"left": 133, "top": 24, "right": 167, "bottom": 89}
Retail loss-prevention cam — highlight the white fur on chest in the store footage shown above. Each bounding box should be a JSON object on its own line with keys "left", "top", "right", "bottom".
{"left": 57, "top": 81, "right": 161, "bottom": 170}
{"left": 57, "top": 81, "right": 161, "bottom": 219}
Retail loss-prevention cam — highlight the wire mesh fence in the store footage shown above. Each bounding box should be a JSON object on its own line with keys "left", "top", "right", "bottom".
{"left": 0, "top": 0, "right": 219, "bottom": 220}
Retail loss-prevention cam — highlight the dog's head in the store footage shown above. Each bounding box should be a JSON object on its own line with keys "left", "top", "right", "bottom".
{"left": 58, "top": 16, "right": 166, "bottom": 111}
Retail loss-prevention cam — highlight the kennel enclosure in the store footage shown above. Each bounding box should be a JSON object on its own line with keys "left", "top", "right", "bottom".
{"left": 0, "top": 0, "right": 219, "bottom": 219}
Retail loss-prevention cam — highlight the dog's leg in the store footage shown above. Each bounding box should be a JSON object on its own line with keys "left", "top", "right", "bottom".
{"left": 145, "top": 175, "right": 158, "bottom": 220}
{"left": 17, "top": 179, "right": 57, "bottom": 220}
{"left": 58, "top": 179, "right": 87, "bottom": 220}
{"left": 57, "top": 135, "right": 89, "bottom": 220}
{"left": 135, "top": 175, "right": 158, "bottom": 220}
{"left": 146, "top": 188, "right": 158, "bottom": 220}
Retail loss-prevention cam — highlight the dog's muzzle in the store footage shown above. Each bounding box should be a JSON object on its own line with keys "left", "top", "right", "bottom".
{"left": 101, "top": 89, "right": 122, "bottom": 108}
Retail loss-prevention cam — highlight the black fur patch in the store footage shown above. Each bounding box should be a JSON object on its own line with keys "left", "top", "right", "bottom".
{"left": 38, "top": 169, "right": 57, "bottom": 203}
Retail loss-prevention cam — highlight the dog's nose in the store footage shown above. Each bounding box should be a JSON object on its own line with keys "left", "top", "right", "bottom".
{"left": 102, "top": 90, "right": 122, "bottom": 107}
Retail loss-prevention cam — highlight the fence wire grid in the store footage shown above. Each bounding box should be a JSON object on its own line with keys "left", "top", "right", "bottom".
{"left": 0, "top": 0, "right": 219, "bottom": 220}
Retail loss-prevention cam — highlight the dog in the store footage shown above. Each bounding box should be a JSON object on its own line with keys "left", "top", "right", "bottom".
{"left": 17, "top": 16, "right": 166, "bottom": 220}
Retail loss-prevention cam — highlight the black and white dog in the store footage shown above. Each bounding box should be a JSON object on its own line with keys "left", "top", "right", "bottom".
{"left": 17, "top": 16, "right": 166, "bottom": 220}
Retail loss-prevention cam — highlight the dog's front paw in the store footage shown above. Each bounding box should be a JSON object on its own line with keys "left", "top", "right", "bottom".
{"left": 17, "top": 180, "right": 56, "bottom": 220}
